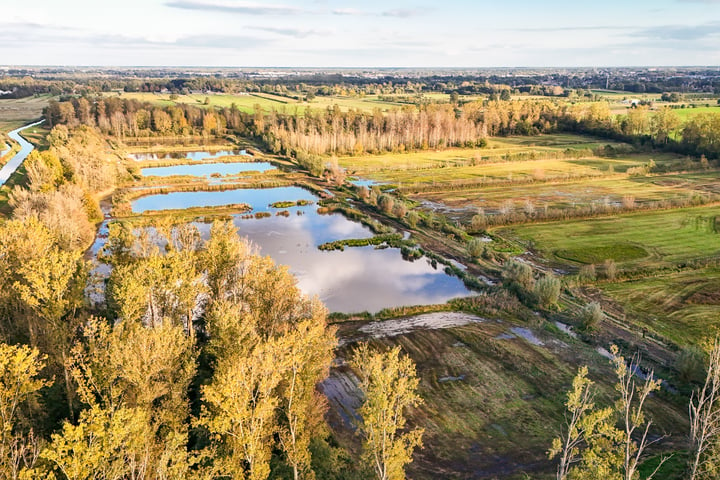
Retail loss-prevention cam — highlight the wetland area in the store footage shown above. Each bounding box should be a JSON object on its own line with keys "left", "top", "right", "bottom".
{"left": 75, "top": 131, "right": 720, "bottom": 479}
{"left": 3, "top": 64, "right": 720, "bottom": 480}
{"left": 106, "top": 156, "right": 474, "bottom": 314}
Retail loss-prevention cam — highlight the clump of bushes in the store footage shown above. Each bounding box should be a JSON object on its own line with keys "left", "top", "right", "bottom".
{"left": 377, "top": 194, "right": 394, "bottom": 214}
{"left": 502, "top": 259, "right": 534, "bottom": 291}
{"left": 534, "top": 274, "right": 561, "bottom": 308}
{"left": 579, "top": 302, "right": 604, "bottom": 333}
{"left": 578, "top": 264, "right": 597, "bottom": 282}
{"left": 467, "top": 238, "right": 485, "bottom": 258}
{"left": 603, "top": 259, "right": 617, "bottom": 280}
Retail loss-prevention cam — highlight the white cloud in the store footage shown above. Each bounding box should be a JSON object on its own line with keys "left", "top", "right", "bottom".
{"left": 166, "top": 0, "right": 305, "bottom": 15}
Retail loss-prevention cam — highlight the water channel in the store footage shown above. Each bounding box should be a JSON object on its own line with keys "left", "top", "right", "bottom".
{"left": 0, "top": 120, "right": 44, "bottom": 186}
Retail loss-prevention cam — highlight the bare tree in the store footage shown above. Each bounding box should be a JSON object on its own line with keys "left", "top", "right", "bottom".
{"left": 611, "top": 345, "right": 667, "bottom": 480}
{"left": 549, "top": 366, "right": 596, "bottom": 480}
{"left": 688, "top": 337, "right": 720, "bottom": 480}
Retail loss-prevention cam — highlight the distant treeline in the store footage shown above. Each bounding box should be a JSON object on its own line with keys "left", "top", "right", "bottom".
{"left": 4, "top": 67, "right": 720, "bottom": 101}
{"left": 44, "top": 96, "right": 252, "bottom": 137}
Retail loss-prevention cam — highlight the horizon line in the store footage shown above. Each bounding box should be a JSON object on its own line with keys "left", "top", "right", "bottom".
{"left": 2, "top": 65, "right": 720, "bottom": 70}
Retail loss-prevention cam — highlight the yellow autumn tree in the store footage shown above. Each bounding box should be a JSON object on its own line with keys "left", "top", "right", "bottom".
{"left": 0, "top": 343, "right": 49, "bottom": 479}
{"left": 200, "top": 338, "right": 284, "bottom": 480}
{"left": 43, "top": 317, "right": 198, "bottom": 480}
{"left": 351, "top": 344, "right": 424, "bottom": 480}
{"left": 276, "top": 314, "right": 337, "bottom": 480}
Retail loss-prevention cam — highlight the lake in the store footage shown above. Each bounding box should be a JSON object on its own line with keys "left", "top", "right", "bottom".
{"left": 129, "top": 185, "right": 473, "bottom": 312}
{"left": 131, "top": 186, "right": 317, "bottom": 213}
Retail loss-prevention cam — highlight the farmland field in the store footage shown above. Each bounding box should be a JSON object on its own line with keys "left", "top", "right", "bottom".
{"left": 601, "top": 267, "right": 720, "bottom": 345}
{"left": 494, "top": 205, "right": 720, "bottom": 269}
{"left": 107, "top": 91, "right": 406, "bottom": 114}
{"left": 412, "top": 174, "right": 712, "bottom": 217}
{"left": 0, "top": 95, "right": 51, "bottom": 131}
{"left": 338, "top": 132, "right": 708, "bottom": 221}
{"left": 672, "top": 105, "right": 720, "bottom": 120}
{"left": 340, "top": 134, "right": 631, "bottom": 174}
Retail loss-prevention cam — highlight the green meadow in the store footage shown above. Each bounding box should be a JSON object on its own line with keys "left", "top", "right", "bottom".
{"left": 602, "top": 267, "right": 720, "bottom": 345}
{"left": 494, "top": 205, "right": 720, "bottom": 268}
{"left": 109, "top": 91, "right": 405, "bottom": 114}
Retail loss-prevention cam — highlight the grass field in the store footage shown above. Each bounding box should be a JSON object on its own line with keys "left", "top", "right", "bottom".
{"left": 339, "top": 134, "right": 631, "bottom": 174}
{"left": 108, "top": 91, "right": 405, "bottom": 114}
{"left": 338, "top": 133, "right": 712, "bottom": 224}
{"left": 0, "top": 95, "right": 51, "bottom": 132}
{"left": 371, "top": 153, "right": 684, "bottom": 186}
{"left": 495, "top": 205, "right": 720, "bottom": 269}
{"left": 19, "top": 124, "right": 51, "bottom": 150}
{"left": 602, "top": 267, "right": 720, "bottom": 345}
{"left": 370, "top": 158, "right": 609, "bottom": 185}
{"left": 412, "top": 174, "right": 711, "bottom": 217}
{"left": 587, "top": 90, "right": 720, "bottom": 118}
{"left": 672, "top": 105, "right": 720, "bottom": 120}
{"left": 337, "top": 131, "right": 707, "bottom": 220}
{"left": 590, "top": 90, "right": 663, "bottom": 100}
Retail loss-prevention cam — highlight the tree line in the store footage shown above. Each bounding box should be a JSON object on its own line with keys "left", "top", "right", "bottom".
{"left": 44, "top": 94, "right": 720, "bottom": 161}
{"left": 44, "top": 97, "right": 250, "bottom": 138}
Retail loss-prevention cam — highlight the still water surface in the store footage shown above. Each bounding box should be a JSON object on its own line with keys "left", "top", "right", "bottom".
{"left": 131, "top": 186, "right": 315, "bottom": 213}
{"left": 229, "top": 211, "right": 470, "bottom": 313}
{"left": 0, "top": 121, "right": 44, "bottom": 186}
{"left": 129, "top": 185, "right": 472, "bottom": 312}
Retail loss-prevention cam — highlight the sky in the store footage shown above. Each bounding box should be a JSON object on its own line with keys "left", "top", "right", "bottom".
{"left": 1, "top": 0, "right": 719, "bottom": 67}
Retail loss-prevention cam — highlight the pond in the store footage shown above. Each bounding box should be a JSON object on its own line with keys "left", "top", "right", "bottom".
{"left": 131, "top": 186, "right": 316, "bottom": 213}
{"left": 128, "top": 186, "right": 473, "bottom": 313}
{"left": 227, "top": 212, "right": 471, "bottom": 313}
{"left": 140, "top": 161, "right": 275, "bottom": 178}
{"left": 349, "top": 178, "right": 386, "bottom": 188}
{"left": 129, "top": 149, "right": 249, "bottom": 161}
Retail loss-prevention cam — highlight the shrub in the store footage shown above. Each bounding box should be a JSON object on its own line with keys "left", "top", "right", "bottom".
{"left": 603, "top": 259, "right": 617, "bottom": 280}
{"left": 467, "top": 238, "right": 485, "bottom": 258}
{"left": 675, "top": 345, "right": 706, "bottom": 384}
{"left": 578, "top": 264, "right": 596, "bottom": 282}
{"left": 534, "top": 274, "right": 561, "bottom": 308}
{"left": 377, "top": 194, "right": 394, "bottom": 214}
{"left": 470, "top": 211, "right": 487, "bottom": 231}
{"left": 406, "top": 211, "right": 419, "bottom": 228}
{"left": 356, "top": 185, "right": 370, "bottom": 201}
{"left": 502, "top": 259, "right": 534, "bottom": 291}
{"left": 579, "top": 302, "right": 603, "bottom": 332}
{"left": 393, "top": 202, "right": 408, "bottom": 218}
